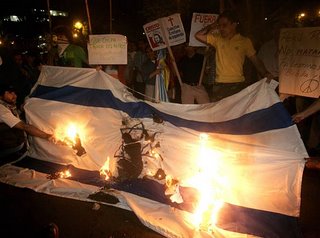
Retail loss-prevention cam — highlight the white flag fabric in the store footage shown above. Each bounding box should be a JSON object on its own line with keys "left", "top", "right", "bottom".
{"left": 0, "top": 66, "right": 307, "bottom": 238}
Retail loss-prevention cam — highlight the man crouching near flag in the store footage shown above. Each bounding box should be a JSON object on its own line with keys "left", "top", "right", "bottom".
{"left": 0, "top": 84, "right": 55, "bottom": 159}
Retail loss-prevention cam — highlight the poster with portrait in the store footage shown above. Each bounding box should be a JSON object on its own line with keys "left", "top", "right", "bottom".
{"left": 143, "top": 20, "right": 167, "bottom": 51}
{"left": 189, "top": 12, "right": 219, "bottom": 46}
{"left": 87, "top": 34, "right": 127, "bottom": 65}
{"left": 279, "top": 27, "right": 320, "bottom": 98}
{"left": 143, "top": 13, "right": 186, "bottom": 51}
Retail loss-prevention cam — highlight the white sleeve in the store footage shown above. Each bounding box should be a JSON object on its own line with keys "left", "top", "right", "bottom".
{"left": 0, "top": 105, "right": 21, "bottom": 128}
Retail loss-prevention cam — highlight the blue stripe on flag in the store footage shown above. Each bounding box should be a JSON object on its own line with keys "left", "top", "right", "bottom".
{"left": 13, "top": 156, "right": 301, "bottom": 238}
{"left": 30, "top": 85, "right": 293, "bottom": 135}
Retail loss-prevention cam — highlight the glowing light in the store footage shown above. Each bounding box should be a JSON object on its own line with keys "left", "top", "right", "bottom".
{"left": 74, "top": 21, "right": 83, "bottom": 30}
{"left": 297, "top": 12, "right": 306, "bottom": 20}
{"left": 54, "top": 122, "right": 86, "bottom": 150}
{"left": 66, "top": 124, "right": 77, "bottom": 141}
{"left": 186, "top": 133, "right": 227, "bottom": 232}
{"left": 100, "top": 157, "right": 111, "bottom": 180}
{"left": 59, "top": 170, "right": 71, "bottom": 178}
{"left": 47, "top": 169, "right": 72, "bottom": 179}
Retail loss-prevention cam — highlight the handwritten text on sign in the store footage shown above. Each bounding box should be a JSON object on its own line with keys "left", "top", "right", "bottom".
{"left": 189, "top": 13, "right": 219, "bottom": 47}
{"left": 279, "top": 27, "right": 320, "bottom": 98}
{"left": 88, "top": 34, "right": 127, "bottom": 65}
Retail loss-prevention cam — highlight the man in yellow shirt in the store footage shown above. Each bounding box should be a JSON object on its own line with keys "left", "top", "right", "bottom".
{"left": 195, "top": 10, "right": 273, "bottom": 102}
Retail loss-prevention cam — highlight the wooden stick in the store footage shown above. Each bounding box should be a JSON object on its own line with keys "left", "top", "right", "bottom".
{"left": 85, "top": 0, "right": 92, "bottom": 34}
{"left": 109, "top": 0, "right": 113, "bottom": 33}
{"left": 159, "top": 18, "right": 183, "bottom": 86}
{"left": 198, "top": 47, "right": 209, "bottom": 86}
{"left": 46, "top": 0, "right": 52, "bottom": 33}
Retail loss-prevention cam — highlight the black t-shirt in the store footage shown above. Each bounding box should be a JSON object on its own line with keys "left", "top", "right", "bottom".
{"left": 178, "top": 53, "right": 204, "bottom": 85}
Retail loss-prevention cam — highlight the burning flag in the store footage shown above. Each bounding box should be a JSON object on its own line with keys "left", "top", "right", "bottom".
{"left": 6, "top": 66, "right": 307, "bottom": 238}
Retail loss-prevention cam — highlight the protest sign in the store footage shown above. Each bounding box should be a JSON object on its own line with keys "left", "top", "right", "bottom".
{"left": 143, "top": 20, "right": 167, "bottom": 51}
{"left": 279, "top": 27, "right": 320, "bottom": 98}
{"left": 189, "top": 13, "right": 219, "bottom": 46}
{"left": 87, "top": 34, "right": 127, "bottom": 65}
{"left": 143, "top": 13, "right": 186, "bottom": 51}
{"left": 161, "top": 13, "right": 186, "bottom": 46}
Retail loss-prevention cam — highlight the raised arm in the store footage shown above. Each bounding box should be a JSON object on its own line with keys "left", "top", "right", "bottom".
{"left": 195, "top": 23, "right": 217, "bottom": 45}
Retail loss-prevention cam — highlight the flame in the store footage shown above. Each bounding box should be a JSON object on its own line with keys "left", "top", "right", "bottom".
{"left": 54, "top": 123, "right": 85, "bottom": 147}
{"left": 100, "top": 157, "right": 111, "bottom": 180}
{"left": 66, "top": 124, "right": 77, "bottom": 142}
{"left": 187, "top": 133, "right": 227, "bottom": 232}
{"left": 58, "top": 170, "right": 71, "bottom": 178}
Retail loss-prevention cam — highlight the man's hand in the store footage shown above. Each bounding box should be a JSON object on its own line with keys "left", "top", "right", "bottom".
{"left": 292, "top": 112, "right": 305, "bottom": 123}
{"left": 305, "top": 157, "right": 320, "bottom": 170}
{"left": 264, "top": 72, "right": 274, "bottom": 83}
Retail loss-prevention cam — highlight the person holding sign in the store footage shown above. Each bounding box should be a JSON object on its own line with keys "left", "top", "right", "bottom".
{"left": 195, "top": 10, "right": 273, "bottom": 102}
{"left": 178, "top": 44, "right": 210, "bottom": 104}
{"left": 141, "top": 46, "right": 159, "bottom": 101}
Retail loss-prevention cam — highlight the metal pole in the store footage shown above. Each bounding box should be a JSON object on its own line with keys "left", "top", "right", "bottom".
{"left": 46, "top": 0, "right": 52, "bottom": 33}
{"left": 46, "top": 0, "right": 55, "bottom": 65}
{"left": 85, "top": 0, "right": 92, "bottom": 34}
{"left": 109, "top": 0, "right": 112, "bottom": 33}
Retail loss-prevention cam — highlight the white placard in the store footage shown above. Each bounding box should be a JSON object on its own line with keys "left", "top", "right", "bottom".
{"left": 189, "top": 13, "right": 219, "bottom": 46}
{"left": 143, "top": 20, "right": 167, "bottom": 51}
{"left": 88, "top": 34, "right": 127, "bottom": 65}
{"left": 279, "top": 27, "right": 320, "bottom": 98}
{"left": 143, "top": 13, "right": 186, "bottom": 51}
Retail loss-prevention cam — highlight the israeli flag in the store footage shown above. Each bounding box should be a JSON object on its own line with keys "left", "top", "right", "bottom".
{"left": 0, "top": 66, "right": 307, "bottom": 238}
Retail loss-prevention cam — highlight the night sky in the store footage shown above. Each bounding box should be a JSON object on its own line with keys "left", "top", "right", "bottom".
{"left": 0, "top": 0, "right": 319, "bottom": 41}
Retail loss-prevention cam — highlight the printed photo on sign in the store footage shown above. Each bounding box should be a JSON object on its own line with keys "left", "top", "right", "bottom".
{"left": 143, "top": 13, "right": 186, "bottom": 50}
{"left": 148, "top": 31, "right": 165, "bottom": 48}
{"left": 143, "top": 20, "right": 167, "bottom": 51}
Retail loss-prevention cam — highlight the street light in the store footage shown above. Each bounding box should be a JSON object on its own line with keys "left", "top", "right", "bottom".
{"left": 298, "top": 12, "right": 306, "bottom": 20}
{"left": 74, "top": 21, "right": 83, "bottom": 30}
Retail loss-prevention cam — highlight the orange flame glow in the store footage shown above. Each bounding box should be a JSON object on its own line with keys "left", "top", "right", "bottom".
{"left": 58, "top": 170, "right": 72, "bottom": 179}
{"left": 187, "top": 133, "right": 227, "bottom": 232}
{"left": 54, "top": 123, "right": 85, "bottom": 147}
{"left": 100, "top": 157, "right": 111, "bottom": 180}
